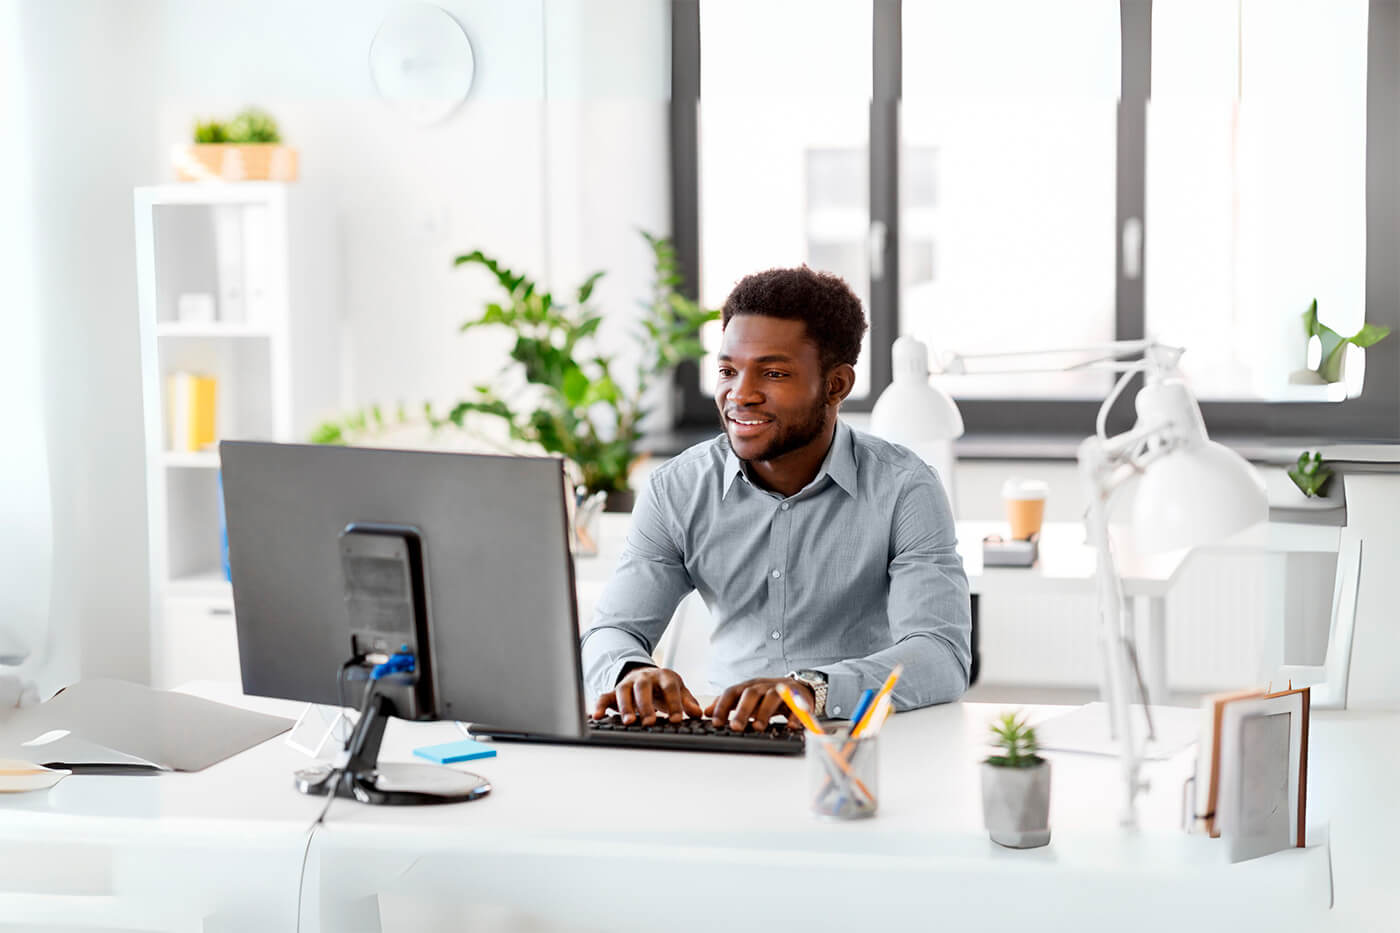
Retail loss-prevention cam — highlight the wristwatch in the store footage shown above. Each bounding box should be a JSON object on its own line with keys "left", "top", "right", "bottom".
{"left": 786, "top": 669, "right": 828, "bottom": 718}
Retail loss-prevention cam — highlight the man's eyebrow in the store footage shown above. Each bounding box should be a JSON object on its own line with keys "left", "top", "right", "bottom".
{"left": 716, "top": 353, "right": 796, "bottom": 363}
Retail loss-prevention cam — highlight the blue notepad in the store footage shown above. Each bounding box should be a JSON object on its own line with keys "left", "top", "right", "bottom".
{"left": 413, "top": 738, "right": 498, "bottom": 764}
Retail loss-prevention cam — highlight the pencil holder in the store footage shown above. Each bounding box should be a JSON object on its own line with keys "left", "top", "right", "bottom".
{"left": 806, "top": 728, "right": 878, "bottom": 820}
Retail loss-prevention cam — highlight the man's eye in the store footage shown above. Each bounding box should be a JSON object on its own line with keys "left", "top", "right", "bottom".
{"left": 765, "top": 371, "right": 787, "bottom": 379}
{"left": 718, "top": 368, "right": 735, "bottom": 378}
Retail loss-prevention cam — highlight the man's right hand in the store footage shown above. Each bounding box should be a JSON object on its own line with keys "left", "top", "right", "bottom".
{"left": 592, "top": 666, "right": 704, "bottom": 725}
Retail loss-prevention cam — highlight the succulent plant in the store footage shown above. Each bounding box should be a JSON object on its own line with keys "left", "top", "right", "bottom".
{"left": 1288, "top": 450, "right": 1334, "bottom": 498}
{"left": 985, "top": 711, "right": 1043, "bottom": 769}
{"left": 193, "top": 119, "right": 229, "bottom": 143}
{"left": 226, "top": 107, "right": 281, "bottom": 144}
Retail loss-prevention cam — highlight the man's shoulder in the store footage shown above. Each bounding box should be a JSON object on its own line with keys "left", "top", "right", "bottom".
{"left": 647, "top": 432, "right": 729, "bottom": 489}
{"left": 848, "top": 425, "right": 939, "bottom": 487}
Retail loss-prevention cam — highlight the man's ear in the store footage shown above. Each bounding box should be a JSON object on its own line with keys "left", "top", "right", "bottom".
{"left": 826, "top": 363, "right": 857, "bottom": 405}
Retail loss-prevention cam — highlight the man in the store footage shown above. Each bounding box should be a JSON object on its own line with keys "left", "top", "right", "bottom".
{"left": 581, "top": 266, "right": 970, "bottom": 730}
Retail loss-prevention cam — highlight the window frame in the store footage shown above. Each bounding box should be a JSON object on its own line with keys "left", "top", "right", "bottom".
{"left": 670, "top": 0, "right": 1400, "bottom": 441}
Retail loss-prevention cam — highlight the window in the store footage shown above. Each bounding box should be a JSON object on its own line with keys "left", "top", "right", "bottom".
{"left": 695, "top": 0, "right": 873, "bottom": 400}
{"left": 672, "top": 0, "right": 1399, "bottom": 438}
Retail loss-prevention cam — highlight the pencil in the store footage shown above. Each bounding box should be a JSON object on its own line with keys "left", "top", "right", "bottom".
{"left": 778, "top": 685, "right": 876, "bottom": 808}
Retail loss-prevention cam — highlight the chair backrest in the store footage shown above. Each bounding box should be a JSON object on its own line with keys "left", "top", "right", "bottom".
{"left": 1278, "top": 531, "right": 1363, "bottom": 710}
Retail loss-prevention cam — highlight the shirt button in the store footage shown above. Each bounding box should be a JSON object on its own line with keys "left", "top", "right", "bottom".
{"left": 770, "top": 630, "right": 781, "bottom": 640}
{"left": 771, "top": 569, "right": 782, "bottom": 579}
{"left": 781, "top": 502, "right": 790, "bottom": 511}
{"left": 832, "top": 706, "right": 842, "bottom": 716}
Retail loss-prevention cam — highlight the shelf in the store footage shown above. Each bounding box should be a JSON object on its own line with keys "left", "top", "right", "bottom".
{"left": 157, "top": 323, "right": 272, "bottom": 338}
{"left": 163, "top": 451, "right": 220, "bottom": 469}
{"left": 168, "top": 571, "right": 232, "bottom": 600}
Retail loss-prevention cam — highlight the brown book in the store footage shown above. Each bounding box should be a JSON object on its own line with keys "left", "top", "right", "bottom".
{"left": 1195, "top": 687, "right": 1265, "bottom": 837}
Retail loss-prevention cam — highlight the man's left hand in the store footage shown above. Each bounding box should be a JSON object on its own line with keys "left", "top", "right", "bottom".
{"left": 704, "top": 677, "right": 813, "bottom": 731}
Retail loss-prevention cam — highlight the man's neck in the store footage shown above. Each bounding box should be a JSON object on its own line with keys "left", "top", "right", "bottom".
{"left": 746, "top": 420, "right": 838, "bottom": 498}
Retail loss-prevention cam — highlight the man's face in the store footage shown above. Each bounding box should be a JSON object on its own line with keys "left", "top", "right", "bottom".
{"left": 714, "top": 315, "right": 831, "bottom": 463}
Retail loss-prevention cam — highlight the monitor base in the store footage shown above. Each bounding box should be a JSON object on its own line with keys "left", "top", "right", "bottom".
{"left": 294, "top": 761, "right": 490, "bottom": 805}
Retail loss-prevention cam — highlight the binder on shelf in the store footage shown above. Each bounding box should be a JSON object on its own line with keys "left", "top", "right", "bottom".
{"left": 211, "top": 204, "right": 244, "bottom": 324}
{"left": 166, "top": 372, "right": 218, "bottom": 452}
{"left": 241, "top": 203, "right": 269, "bottom": 328}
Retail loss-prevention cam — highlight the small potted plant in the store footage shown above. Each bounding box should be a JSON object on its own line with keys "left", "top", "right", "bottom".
{"left": 1287, "top": 450, "right": 1335, "bottom": 499}
{"left": 172, "top": 107, "right": 299, "bottom": 182}
{"left": 980, "top": 711, "right": 1051, "bottom": 848}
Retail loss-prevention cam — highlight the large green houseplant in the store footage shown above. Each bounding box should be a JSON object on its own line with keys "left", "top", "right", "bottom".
{"left": 314, "top": 232, "right": 717, "bottom": 508}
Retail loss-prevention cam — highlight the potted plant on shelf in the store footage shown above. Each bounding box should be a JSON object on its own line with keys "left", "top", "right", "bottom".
{"left": 980, "top": 711, "right": 1051, "bottom": 849}
{"left": 172, "top": 107, "right": 299, "bottom": 182}
{"left": 1287, "top": 450, "right": 1335, "bottom": 499}
{"left": 313, "top": 231, "right": 718, "bottom": 512}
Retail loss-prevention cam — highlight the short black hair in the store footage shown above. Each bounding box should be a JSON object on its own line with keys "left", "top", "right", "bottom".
{"left": 720, "top": 266, "right": 868, "bottom": 372}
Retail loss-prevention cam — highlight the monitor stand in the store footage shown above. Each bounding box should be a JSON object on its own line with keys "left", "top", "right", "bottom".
{"left": 293, "top": 690, "right": 491, "bottom": 806}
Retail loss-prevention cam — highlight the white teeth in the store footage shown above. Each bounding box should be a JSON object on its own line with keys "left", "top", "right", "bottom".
{"left": 732, "top": 418, "right": 767, "bottom": 426}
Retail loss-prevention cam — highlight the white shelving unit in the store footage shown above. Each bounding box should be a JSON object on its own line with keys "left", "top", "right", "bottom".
{"left": 134, "top": 182, "right": 340, "bottom": 687}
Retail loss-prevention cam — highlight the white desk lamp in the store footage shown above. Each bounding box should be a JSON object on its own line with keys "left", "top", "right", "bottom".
{"left": 872, "top": 338, "right": 1268, "bottom": 826}
{"left": 869, "top": 336, "right": 965, "bottom": 510}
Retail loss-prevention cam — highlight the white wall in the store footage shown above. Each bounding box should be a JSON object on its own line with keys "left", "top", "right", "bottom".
{"left": 0, "top": 0, "right": 50, "bottom": 679}
{"left": 16, "top": 0, "right": 671, "bottom": 689}
{"left": 20, "top": 0, "right": 166, "bottom": 693}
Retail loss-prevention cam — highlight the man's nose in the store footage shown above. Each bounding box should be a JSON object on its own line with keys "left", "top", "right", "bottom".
{"left": 729, "top": 372, "right": 762, "bottom": 404}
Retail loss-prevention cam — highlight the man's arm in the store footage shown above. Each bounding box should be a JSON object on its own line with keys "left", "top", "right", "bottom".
{"left": 579, "top": 471, "right": 696, "bottom": 699}
{"left": 814, "top": 470, "right": 972, "bottom": 717}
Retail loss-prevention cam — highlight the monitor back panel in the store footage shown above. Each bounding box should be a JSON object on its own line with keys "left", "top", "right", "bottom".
{"left": 219, "top": 441, "right": 586, "bottom": 737}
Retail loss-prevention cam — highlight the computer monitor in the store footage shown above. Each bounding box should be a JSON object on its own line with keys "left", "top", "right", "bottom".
{"left": 219, "top": 440, "right": 588, "bottom": 803}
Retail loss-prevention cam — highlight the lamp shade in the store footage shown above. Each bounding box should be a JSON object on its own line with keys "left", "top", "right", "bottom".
{"left": 870, "top": 337, "right": 965, "bottom": 446}
{"left": 1131, "top": 439, "right": 1267, "bottom": 552}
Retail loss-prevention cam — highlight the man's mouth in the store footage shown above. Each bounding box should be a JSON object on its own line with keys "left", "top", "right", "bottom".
{"left": 727, "top": 413, "right": 773, "bottom": 439}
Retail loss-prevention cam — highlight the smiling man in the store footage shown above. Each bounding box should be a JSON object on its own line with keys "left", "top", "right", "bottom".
{"left": 581, "top": 266, "right": 971, "bottom": 729}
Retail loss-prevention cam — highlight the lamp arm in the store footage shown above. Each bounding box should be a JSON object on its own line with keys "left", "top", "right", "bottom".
{"left": 935, "top": 339, "right": 1184, "bottom": 377}
{"left": 1079, "top": 439, "right": 1150, "bottom": 827}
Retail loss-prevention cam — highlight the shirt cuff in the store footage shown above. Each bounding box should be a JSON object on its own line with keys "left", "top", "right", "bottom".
{"left": 816, "top": 667, "right": 862, "bottom": 720}
{"left": 580, "top": 626, "right": 657, "bottom": 699}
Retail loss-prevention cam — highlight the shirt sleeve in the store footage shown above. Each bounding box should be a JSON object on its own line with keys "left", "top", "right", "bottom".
{"left": 579, "top": 470, "right": 695, "bottom": 699}
{"left": 814, "top": 468, "right": 972, "bottom": 716}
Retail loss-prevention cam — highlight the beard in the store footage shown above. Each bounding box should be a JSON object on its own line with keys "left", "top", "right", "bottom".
{"left": 720, "top": 393, "right": 829, "bottom": 463}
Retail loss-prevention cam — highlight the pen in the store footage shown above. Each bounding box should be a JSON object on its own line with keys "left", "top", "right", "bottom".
{"left": 846, "top": 688, "right": 876, "bottom": 731}
{"left": 851, "top": 664, "right": 902, "bottom": 739}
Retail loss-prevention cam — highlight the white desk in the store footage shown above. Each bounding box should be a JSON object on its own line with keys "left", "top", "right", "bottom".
{"left": 1, "top": 684, "right": 1370, "bottom": 932}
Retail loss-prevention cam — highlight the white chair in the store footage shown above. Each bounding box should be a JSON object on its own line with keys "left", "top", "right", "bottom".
{"left": 1278, "top": 532, "right": 1363, "bottom": 709}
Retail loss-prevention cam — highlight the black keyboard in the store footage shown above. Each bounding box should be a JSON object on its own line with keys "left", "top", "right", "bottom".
{"left": 470, "top": 715, "right": 806, "bottom": 756}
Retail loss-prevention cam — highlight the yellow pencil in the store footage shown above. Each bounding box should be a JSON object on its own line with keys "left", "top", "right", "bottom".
{"left": 778, "top": 685, "right": 876, "bottom": 806}
{"left": 850, "top": 664, "right": 902, "bottom": 738}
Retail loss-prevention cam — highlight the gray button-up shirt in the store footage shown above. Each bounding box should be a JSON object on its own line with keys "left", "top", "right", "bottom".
{"left": 580, "top": 420, "right": 972, "bottom": 718}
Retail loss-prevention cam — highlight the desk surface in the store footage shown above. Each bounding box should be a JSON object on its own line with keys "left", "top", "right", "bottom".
{"left": 3, "top": 684, "right": 1394, "bottom": 930}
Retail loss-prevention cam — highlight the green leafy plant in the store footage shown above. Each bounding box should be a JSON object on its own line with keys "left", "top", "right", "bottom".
{"left": 1302, "top": 299, "right": 1390, "bottom": 383}
{"left": 193, "top": 119, "right": 229, "bottom": 143}
{"left": 191, "top": 108, "right": 282, "bottom": 144}
{"left": 1288, "top": 450, "right": 1334, "bottom": 498}
{"left": 313, "top": 231, "right": 718, "bottom": 497}
{"left": 985, "top": 711, "right": 1043, "bottom": 769}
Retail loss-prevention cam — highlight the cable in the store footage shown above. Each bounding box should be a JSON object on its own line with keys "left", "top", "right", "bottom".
{"left": 295, "top": 656, "right": 366, "bottom": 933}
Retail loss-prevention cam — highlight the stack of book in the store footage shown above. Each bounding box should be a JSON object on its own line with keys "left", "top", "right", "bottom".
{"left": 1191, "top": 684, "right": 1310, "bottom": 862}
{"left": 167, "top": 372, "right": 218, "bottom": 452}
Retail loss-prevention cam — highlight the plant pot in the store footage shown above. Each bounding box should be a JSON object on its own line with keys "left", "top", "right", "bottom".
{"left": 980, "top": 759, "right": 1051, "bottom": 848}
{"left": 172, "top": 144, "right": 300, "bottom": 182}
{"left": 603, "top": 488, "right": 636, "bottom": 513}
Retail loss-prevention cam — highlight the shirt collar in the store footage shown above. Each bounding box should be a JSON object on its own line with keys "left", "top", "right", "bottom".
{"left": 721, "top": 420, "right": 858, "bottom": 500}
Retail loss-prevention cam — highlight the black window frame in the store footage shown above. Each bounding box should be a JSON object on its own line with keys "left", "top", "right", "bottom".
{"left": 670, "top": 0, "right": 1400, "bottom": 442}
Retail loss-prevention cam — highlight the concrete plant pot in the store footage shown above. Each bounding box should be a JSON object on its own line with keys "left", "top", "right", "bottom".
{"left": 980, "top": 759, "right": 1051, "bottom": 848}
